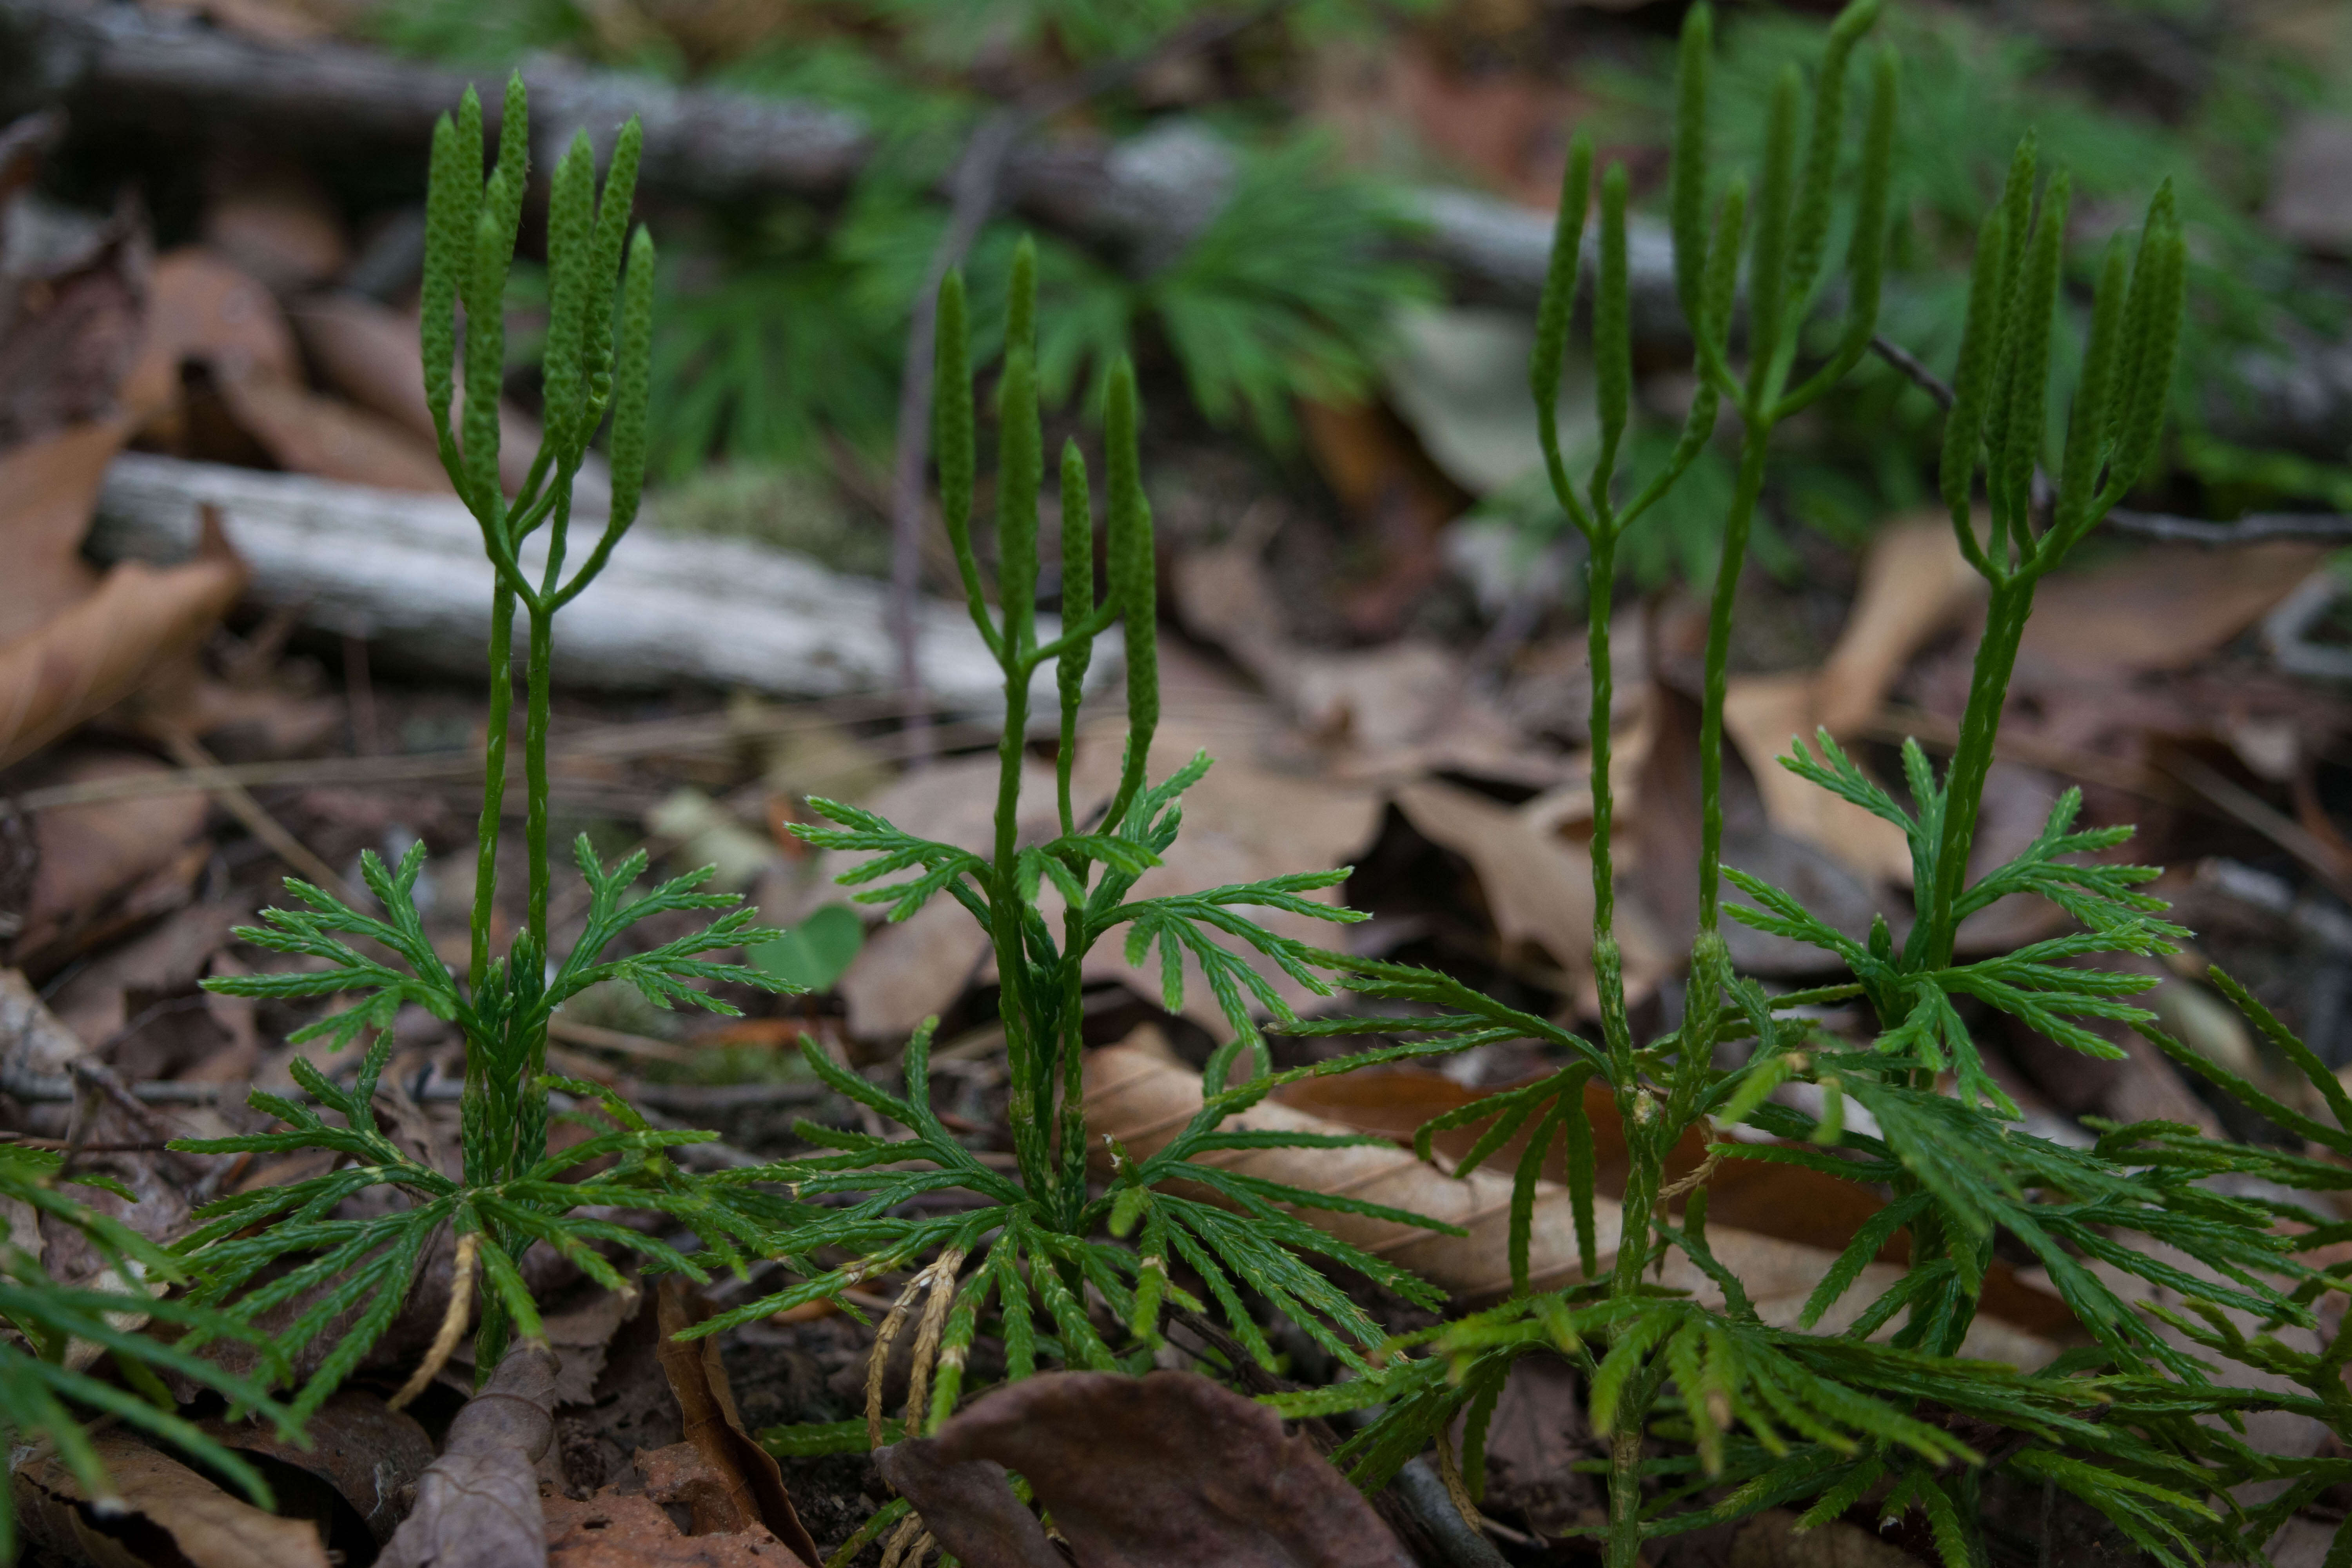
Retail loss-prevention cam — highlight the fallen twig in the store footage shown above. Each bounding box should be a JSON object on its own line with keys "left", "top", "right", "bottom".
{"left": 152, "top": 725, "right": 357, "bottom": 904}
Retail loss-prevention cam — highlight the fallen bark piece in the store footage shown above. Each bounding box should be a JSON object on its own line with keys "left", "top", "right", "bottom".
{"left": 0, "top": 0, "right": 1628, "bottom": 312}
{"left": 378, "top": 1343, "right": 560, "bottom": 1568}
{"left": 897, "top": 1369, "right": 1414, "bottom": 1568}
{"left": 14, "top": 1430, "right": 330, "bottom": 1568}
{"left": 91, "top": 454, "right": 1101, "bottom": 708}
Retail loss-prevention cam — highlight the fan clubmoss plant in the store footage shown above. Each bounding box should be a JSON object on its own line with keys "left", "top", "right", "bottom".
{"left": 1282, "top": 9, "right": 2298, "bottom": 1568}
{"left": 675, "top": 241, "right": 1460, "bottom": 1443}
{"left": 0, "top": 1147, "right": 301, "bottom": 1559}
{"left": 2123, "top": 973, "right": 2352, "bottom": 1566}
{"left": 166, "top": 75, "right": 797, "bottom": 1412}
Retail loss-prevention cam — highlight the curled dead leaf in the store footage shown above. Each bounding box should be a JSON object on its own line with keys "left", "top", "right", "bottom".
{"left": 209, "top": 358, "right": 449, "bottom": 492}
{"left": 13, "top": 751, "right": 211, "bottom": 965}
{"left": 1720, "top": 518, "right": 1982, "bottom": 886}
{"left": 1393, "top": 777, "right": 1594, "bottom": 983}
{"left": 2020, "top": 541, "right": 2326, "bottom": 677}
{"left": 0, "top": 209, "right": 147, "bottom": 450}
{"left": 290, "top": 293, "right": 548, "bottom": 496}
{"left": 0, "top": 505, "right": 247, "bottom": 769}
{"left": 122, "top": 249, "right": 301, "bottom": 426}
{"left": 378, "top": 1343, "right": 561, "bottom": 1568}
{"left": 0, "top": 420, "right": 132, "bottom": 646}
{"left": 653, "top": 1278, "right": 821, "bottom": 1567}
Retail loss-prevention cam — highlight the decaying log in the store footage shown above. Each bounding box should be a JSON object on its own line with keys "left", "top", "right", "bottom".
{"left": 91, "top": 452, "right": 1106, "bottom": 708}
{"left": 0, "top": 0, "right": 1645, "bottom": 311}
{"left": 7, "top": 0, "right": 2342, "bottom": 453}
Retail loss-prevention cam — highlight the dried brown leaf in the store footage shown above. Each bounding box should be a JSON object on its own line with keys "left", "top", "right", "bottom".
{"left": 831, "top": 754, "right": 1054, "bottom": 1039}
{"left": 0, "top": 420, "right": 128, "bottom": 644}
{"left": 1080, "top": 1044, "right": 2071, "bottom": 1360}
{"left": 872, "top": 1445, "right": 1056, "bottom": 1568}
{"left": 196, "top": 1389, "right": 436, "bottom": 1544}
{"left": 0, "top": 505, "right": 247, "bottom": 769}
{"left": 289, "top": 294, "right": 544, "bottom": 494}
{"left": 1085, "top": 1041, "right": 1614, "bottom": 1299}
{"left": 1721, "top": 519, "right": 1983, "bottom": 886}
{"left": 2019, "top": 542, "right": 2325, "bottom": 676}
{"left": 122, "top": 250, "right": 301, "bottom": 425}
{"left": 1476, "top": 1354, "right": 1597, "bottom": 1537}
{"left": 14, "top": 1431, "right": 330, "bottom": 1568}
{"left": 200, "top": 162, "right": 348, "bottom": 292}
{"left": 0, "top": 217, "right": 146, "bottom": 448}
{"left": 1394, "top": 777, "right": 1592, "bottom": 981}
{"left": 888, "top": 1369, "right": 1414, "bottom": 1568}
{"left": 1065, "top": 719, "right": 1383, "bottom": 1034}
{"left": 211, "top": 360, "right": 448, "bottom": 491}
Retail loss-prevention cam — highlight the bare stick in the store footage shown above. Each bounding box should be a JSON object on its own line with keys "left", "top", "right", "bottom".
{"left": 153, "top": 726, "right": 358, "bottom": 904}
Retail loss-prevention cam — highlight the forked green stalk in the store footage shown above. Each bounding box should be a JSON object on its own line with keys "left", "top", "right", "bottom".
{"left": 1689, "top": 0, "right": 1896, "bottom": 934}
{"left": 708, "top": 244, "right": 1451, "bottom": 1445}
{"left": 1216, "top": 17, "right": 2222, "bottom": 1564}
{"left": 180, "top": 76, "right": 789, "bottom": 1405}
{"left": 1530, "top": 11, "right": 1890, "bottom": 1561}
{"left": 1908, "top": 151, "right": 2184, "bottom": 971}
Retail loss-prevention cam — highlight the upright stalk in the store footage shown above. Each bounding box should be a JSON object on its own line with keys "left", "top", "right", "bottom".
{"left": 1694, "top": 430, "right": 1773, "bottom": 933}
{"left": 524, "top": 606, "right": 555, "bottom": 960}
{"left": 1584, "top": 532, "right": 1631, "bottom": 1060}
{"left": 470, "top": 584, "right": 514, "bottom": 989}
{"left": 1579, "top": 11, "right": 1891, "bottom": 1563}
{"left": 1922, "top": 580, "right": 2031, "bottom": 966}
{"left": 990, "top": 639, "right": 1045, "bottom": 1198}
{"left": 416, "top": 76, "right": 658, "bottom": 1189}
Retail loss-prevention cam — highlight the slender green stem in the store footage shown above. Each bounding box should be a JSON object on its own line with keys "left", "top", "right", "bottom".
{"left": 524, "top": 605, "right": 554, "bottom": 955}
{"left": 990, "top": 639, "right": 1048, "bottom": 1200}
{"left": 1056, "top": 923, "right": 1088, "bottom": 1228}
{"left": 1696, "top": 424, "right": 1774, "bottom": 932}
{"left": 1922, "top": 580, "right": 2034, "bottom": 968}
{"left": 471, "top": 584, "right": 515, "bottom": 990}
{"left": 1607, "top": 1401, "right": 1647, "bottom": 1568}
{"left": 1604, "top": 1125, "right": 1665, "bottom": 1568}
{"left": 1586, "top": 532, "right": 1634, "bottom": 1062}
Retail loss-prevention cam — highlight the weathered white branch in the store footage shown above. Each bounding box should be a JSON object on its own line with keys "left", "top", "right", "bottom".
{"left": 91, "top": 454, "right": 1105, "bottom": 709}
